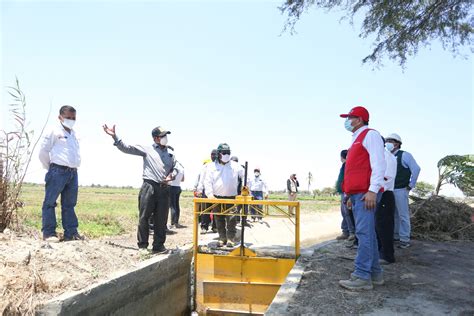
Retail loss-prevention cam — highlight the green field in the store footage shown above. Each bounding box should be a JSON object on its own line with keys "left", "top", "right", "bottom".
{"left": 19, "top": 183, "right": 339, "bottom": 238}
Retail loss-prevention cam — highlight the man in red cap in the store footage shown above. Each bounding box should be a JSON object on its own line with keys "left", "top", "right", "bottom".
{"left": 338, "top": 106, "right": 386, "bottom": 290}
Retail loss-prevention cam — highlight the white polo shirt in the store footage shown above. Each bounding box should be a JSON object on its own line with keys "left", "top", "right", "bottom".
{"left": 203, "top": 160, "right": 244, "bottom": 197}
{"left": 39, "top": 123, "right": 81, "bottom": 169}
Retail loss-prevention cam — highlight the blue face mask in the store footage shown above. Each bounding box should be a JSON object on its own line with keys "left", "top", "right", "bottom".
{"left": 344, "top": 119, "right": 354, "bottom": 132}
{"left": 385, "top": 143, "right": 395, "bottom": 152}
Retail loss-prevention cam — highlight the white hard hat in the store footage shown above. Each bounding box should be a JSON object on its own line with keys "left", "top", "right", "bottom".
{"left": 386, "top": 133, "right": 402, "bottom": 144}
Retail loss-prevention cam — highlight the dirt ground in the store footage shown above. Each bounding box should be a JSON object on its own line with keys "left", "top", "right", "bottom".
{"left": 288, "top": 239, "right": 474, "bottom": 315}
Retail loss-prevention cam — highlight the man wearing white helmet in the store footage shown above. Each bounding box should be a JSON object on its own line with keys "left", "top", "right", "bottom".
{"left": 385, "top": 133, "right": 421, "bottom": 249}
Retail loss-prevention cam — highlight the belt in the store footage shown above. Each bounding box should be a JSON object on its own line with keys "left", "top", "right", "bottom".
{"left": 50, "top": 163, "right": 77, "bottom": 171}
{"left": 144, "top": 179, "right": 169, "bottom": 188}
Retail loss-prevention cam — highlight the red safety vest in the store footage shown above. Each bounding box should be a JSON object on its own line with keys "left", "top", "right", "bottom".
{"left": 343, "top": 128, "right": 373, "bottom": 194}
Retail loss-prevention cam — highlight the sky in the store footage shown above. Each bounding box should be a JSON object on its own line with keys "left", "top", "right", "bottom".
{"left": 1, "top": 0, "right": 473, "bottom": 196}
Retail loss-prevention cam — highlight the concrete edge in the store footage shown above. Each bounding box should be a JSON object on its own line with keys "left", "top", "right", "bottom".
{"left": 265, "top": 239, "right": 337, "bottom": 315}
{"left": 36, "top": 244, "right": 193, "bottom": 314}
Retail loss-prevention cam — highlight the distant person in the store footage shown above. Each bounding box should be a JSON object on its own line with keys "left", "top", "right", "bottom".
{"left": 194, "top": 149, "right": 218, "bottom": 234}
{"left": 169, "top": 163, "right": 185, "bottom": 229}
{"left": 336, "top": 149, "right": 355, "bottom": 241}
{"left": 39, "top": 105, "right": 84, "bottom": 242}
{"left": 385, "top": 133, "right": 421, "bottom": 249}
{"left": 249, "top": 168, "right": 268, "bottom": 222}
{"left": 203, "top": 143, "right": 244, "bottom": 247}
{"left": 338, "top": 106, "right": 386, "bottom": 291}
{"left": 103, "top": 124, "right": 177, "bottom": 254}
{"left": 287, "top": 174, "right": 299, "bottom": 215}
{"left": 376, "top": 137, "right": 397, "bottom": 265}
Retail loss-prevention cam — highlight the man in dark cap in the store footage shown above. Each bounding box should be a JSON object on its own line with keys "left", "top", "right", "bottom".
{"left": 203, "top": 143, "right": 244, "bottom": 247}
{"left": 103, "top": 124, "right": 177, "bottom": 254}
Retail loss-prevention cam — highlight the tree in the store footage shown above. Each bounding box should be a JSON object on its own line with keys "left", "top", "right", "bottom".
{"left": 435, "top": 154, "right": 474, "bottom": 196}
{"left": 279, "top": 0, "right": 473, "bottom": 66}
{"left": 412, "top": 181, "right": 435, "bottom": 198}
{"left": 321, "top": 186, "right": 336, "bottom": 196}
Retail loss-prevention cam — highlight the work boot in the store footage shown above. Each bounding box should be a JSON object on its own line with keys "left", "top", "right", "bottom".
{"left": 339, "top": 275, "right": 373, "bottom": 291}
{"left": 63, "top": 233, "right": 85, "bottom": 242}
{"left": 152, "top": 245, "right": 168, "bottom": 254}
{"left": 217, "top": 240, "right": 226, "bottom": 247}
{"left": 226, "top": 240, "right": 236, "bottom": 248}
{"left": 347, "top": 234, "right": 355, "bottom": 241}
{"left": 336, "top": 233, "right": 349, "bottom": 240}
{"left": 371, "top": 273, "right": 385, "bottom": 285}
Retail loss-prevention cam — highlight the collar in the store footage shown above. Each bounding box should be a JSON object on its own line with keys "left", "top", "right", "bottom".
{"left": 352, "top": 125, "right": 368, "bottom": 137}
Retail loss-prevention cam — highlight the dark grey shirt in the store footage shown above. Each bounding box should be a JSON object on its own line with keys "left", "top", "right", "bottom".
{"left": 113, "top": 136, "right": 176, "bottom": 183}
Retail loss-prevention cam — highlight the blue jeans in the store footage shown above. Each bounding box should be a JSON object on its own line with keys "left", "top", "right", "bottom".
{"left": 251, "top": 191, "right": 263, "bottom": 219}
{"left": 350, "top": 192, "right": 382, "bottom": 280}
{"left": 340, "top": 194, "right": 355, "bottom": 234}
{"left": 393, "top": 188, "right": 410, "bottom": 242}
{"left": 41, "top": 164, "right": 79, "bottom": 238}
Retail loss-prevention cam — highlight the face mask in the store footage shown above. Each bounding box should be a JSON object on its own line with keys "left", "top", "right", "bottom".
{"left": 344, "top": 118, "right": 353, "bottom": 132}
{"left": 220, "top": 154, "right": 231, "bottom": 163}
{"left": 385, "top": 143, "right": 395, "bottom": 152}
{"left": 254, "top": 172, "right": 260, "bottom": 177}
{"left": 160, "top": 135, "right": 168, "bottom": 146}
{"left": 62, "top": 119, "right": 75, "bottom": 129}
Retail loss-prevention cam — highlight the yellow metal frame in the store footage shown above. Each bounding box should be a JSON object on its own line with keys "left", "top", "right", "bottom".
{"left": 193, "top": 196, "right": 300, "bottom": 314}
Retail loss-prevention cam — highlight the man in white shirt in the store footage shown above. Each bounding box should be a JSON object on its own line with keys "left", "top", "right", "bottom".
{"left": 338, "top": 106, "right": 386, "bottom": 291}
{"left": 249, "top": 168, "right": 268, "bottom": 222}
{"left": 375, "top": 138, "right": 398, "bottom": 265}
{"left": 203, "top": 143, "right": 244, "bottom": 247}
{"left": 39, "top": 105, "right": 82, "bottom": 243}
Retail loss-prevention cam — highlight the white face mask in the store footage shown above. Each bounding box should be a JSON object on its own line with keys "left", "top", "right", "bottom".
{"left": 160, "top": 135, "right": 168, "bottom": 146}
{"left": 220, "top": 154, "right": 231, "bottom": 163}
{"left": 254, "top": 172, "right": 260, "bottom": 177}
{"left": 62, "top": 119, "right": 75, "bottom": 129}
{"left": 385, "top": 142, "right": 395, "bottom": 152}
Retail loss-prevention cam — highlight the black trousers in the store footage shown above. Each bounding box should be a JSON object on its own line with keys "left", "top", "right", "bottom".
{"left": 199, "top": 192, "right": 216, "bottom": 230}
{"left": 137, "top": 180, "right": 170, "bottom": 249}
{"left": 169, "top": 186, "right": 182, "bottom": 225}
{"left": 375, "top": 191, "right": 396, "bottom": 263}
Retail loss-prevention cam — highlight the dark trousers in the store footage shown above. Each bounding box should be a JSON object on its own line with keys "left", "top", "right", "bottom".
{"left": 375, "top": 191, "right": 396, "bottom": 263}
{"left": 251, "top": 191, "right": 263, "bottom": 219}
{"left": 169, "top": 186, "right": 182, "bottom": 225}
{"left": 200, "top": 192, "right": 216, "bottom": 230}
{"left": 137, "top": 180, "right": 170, "bottom": 249}
{"left": 215, "top": 195, "right": 237, "bottom": 242}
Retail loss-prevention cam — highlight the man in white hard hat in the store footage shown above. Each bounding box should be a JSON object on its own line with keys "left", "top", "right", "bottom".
{"left": 385, "top": 133, "right": 421, "bottom": 249}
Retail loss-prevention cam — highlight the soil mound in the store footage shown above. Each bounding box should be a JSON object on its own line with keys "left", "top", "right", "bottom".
{"left": 411, "top": 195, "right": 474, "bottom": 241}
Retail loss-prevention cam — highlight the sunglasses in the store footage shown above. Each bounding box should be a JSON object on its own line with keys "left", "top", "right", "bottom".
{"left": 220, "top": 150, "right": 231, "bottom": 155}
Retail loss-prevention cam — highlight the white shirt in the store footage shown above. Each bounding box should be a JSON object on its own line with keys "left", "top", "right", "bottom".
{"left": 195, "top": 162, "right": 210, "bottom": 193}
{"left": 39, "top": 123, "right": 81, "bottom": 169}
{"left": 383, "top": 149, "right": 397, "bottom": 191}
{"left": 249, "top": 176, "right": 268, "bottom": 195}
{"left": 203, "top": 160, "right": 244, "bottom": 197}
{"left": 350, "top": 126, "right": 386, "bottom": 193}
{"left": 169, "top": 165, "right": 184, "bottom": 187}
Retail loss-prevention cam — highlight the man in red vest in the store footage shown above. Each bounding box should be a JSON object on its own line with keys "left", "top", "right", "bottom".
{"left": 338, "top": 106, "right": 386, "bottom": 290}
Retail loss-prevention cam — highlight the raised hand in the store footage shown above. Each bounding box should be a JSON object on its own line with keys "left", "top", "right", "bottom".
{"left": 102, "top": 124, "right": 116, "bottom": 137}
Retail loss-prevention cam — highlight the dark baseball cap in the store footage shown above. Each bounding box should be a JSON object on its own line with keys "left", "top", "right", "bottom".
{"left": 151, "top": 126, "right": 171, "bottom": 137}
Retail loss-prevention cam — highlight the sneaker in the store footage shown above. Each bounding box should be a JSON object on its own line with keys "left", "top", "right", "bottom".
{"left": 258, "top": 218, "right": 263, "bottom": 223}
{"left": 64, "top": 233, "right": 85, "bottom": 241}
{"left": 339, "top": 275, "right": 373, "bottom": 291}
{"left": 347, "top": 234, "right": 355, "bottom": 241}
{"left": 200, "top": 227, "right": 207, "bottom": 235}
{"left": 165, "top": 228, "right": 176, "bottom": 235}
{"left": 379, "top": 259, "right": 393, "bottom": 265}
{"left": 226, "top": 240, "right": 236, "bottom": 247}
{"left": 217, "top": 240, "right": 226, "bottom": 247}
{"left": 345, "top": 241, "right": 358, "bottom": 249}
{"left": 398, "top": 241, "right": 411, "bottom": 249}
{"left": 43, "top": 235, "right": 60, "bottom": 243}
{"left": 138, "top": 248, "right": 150, "bottom": 255}
{"left": 371, "top": 273, "right": 385, "bottom": 285}
{"left": 168, "top": 224, "right": 176, "bottom": 230}
{"left": 336, "top": 233, "right": 349, "bottom": 240}
{"left": 152, "top": 245, "right": 168, "bottom": 254}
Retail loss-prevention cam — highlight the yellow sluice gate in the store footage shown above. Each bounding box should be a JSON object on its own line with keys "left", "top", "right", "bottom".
{"left": 193, "top": 195, "right": 300, "bottom": 315}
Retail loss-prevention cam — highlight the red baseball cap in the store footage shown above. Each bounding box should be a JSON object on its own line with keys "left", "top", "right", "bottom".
{"left": 340, "top": 106, "right": 369, "bottom": 122}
